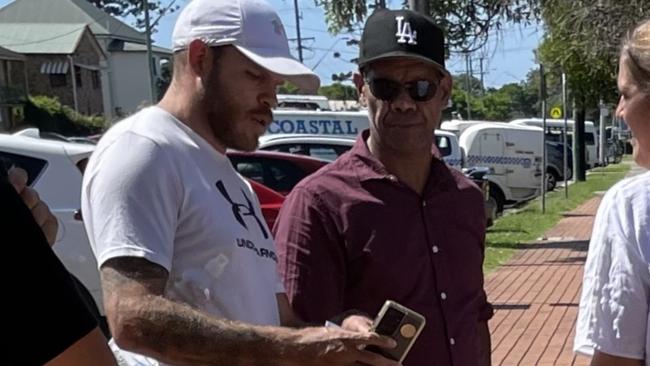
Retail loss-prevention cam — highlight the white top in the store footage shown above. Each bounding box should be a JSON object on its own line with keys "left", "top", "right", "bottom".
{"left": 575, "top": 171, "right": 650, "bottom": 363}
{"left": 82, "top": 106, "right": 283, "bottom": 364}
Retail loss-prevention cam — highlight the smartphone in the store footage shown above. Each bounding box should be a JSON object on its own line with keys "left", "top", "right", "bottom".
{"left": 366, "top": 300, "right": 426, "bottom": 363}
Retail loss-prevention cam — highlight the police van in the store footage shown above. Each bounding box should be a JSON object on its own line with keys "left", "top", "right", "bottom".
{"left": 458, "top": 123, "right": 545, "bottom": 213}
{"left": 509, "top": 118, "right": 599, "bottom": 168}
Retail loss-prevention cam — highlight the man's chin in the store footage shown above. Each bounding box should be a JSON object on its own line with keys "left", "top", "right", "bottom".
{"left": 229, "top": 138, "right": 259, "bottom": 152}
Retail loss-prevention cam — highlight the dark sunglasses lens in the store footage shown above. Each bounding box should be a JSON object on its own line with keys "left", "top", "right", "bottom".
{"left": 408, "top": 80, "right": 436, "bottom": 102}
{"left": 370, "top": 79, "right": 402, "bottom": 101}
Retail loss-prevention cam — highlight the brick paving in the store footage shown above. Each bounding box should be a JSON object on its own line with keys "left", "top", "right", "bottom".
{"left": 485, "top": 197, "right": 601, "bottom": 366}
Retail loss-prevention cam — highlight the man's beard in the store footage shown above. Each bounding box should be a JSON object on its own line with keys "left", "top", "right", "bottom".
{"left": 201, "top": 72, "right": 259, "bottom": 152}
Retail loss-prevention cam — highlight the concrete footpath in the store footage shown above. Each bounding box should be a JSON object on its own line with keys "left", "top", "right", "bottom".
{"left": 486, "top": 163, "right": 646, "bottom": 365}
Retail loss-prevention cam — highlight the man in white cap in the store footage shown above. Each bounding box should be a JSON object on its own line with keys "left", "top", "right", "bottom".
{"left": 81, "top": 0, "right": 398, "bottom": 364}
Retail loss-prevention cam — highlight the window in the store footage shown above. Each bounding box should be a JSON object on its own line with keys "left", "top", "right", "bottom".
{"left": 266, "top": 144, "right": 309, "bottom": 156}
{"left": 49, "top": 74, "right": 67, "bottom": 87}
{"left": 234, "top": 161, "right": 264, "bottom": 184}
{"left": 229, "top": 156, "right": 306, "bottom": 194}
{"left": 0, "top": 151, "right": 47, "bottom": 186}
{"left": 75, "top": 66, "right": 82, "bottom": 87}
{"left": 307, "top": 146, "right": 339, "bottom": 161}
{"left": 91, "top": 70, "right": 100, "bottom": 89}
{"left": 266, "top": 160, "right": 304, "bottom": 193}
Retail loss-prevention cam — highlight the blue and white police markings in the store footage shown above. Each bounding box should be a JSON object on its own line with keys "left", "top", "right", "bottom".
{"left": 467, "top": 155, "right": 532, "bottom": 169}
{"left": 267, "top": 119, "right": 359, "bottom": 135}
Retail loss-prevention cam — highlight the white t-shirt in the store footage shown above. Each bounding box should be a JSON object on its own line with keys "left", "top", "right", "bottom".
{"left": 82, "top": 106, "right": 283, "bottom": 364}
{"left": 575, "top": 171, "right": 650, "bottom": 363}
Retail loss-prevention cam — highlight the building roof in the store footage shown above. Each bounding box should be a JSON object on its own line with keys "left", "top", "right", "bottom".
{"left": 0, "top": 0, "right": 145, "bottom": 43}
{"left": 120, "top": 42, "right": 173, "bottom": 55}
{"left": 0, "top": 23, "right": 91, "bottom": 54}
{"left": 0, "top": 45, "right": 25, "bottom": 60}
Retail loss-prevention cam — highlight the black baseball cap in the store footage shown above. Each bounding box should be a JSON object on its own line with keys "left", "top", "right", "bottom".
{"left": 358, "top": 9, "right": 446, "bottom": 73}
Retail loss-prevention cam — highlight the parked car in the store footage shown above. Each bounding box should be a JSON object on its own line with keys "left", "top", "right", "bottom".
{"left": 510, "top": 118, "right": 599, "bottom": 169}
{"left": 258, "top": 132, "right": 464, "bottom": 170}
{"left": 227, "top": 150, "right": 328, "bottom": 195}
{"left": 247, "top": 179, "right": 284, "bottom": 229}
{"left": 259, "top": 133, "right": 495, "bottom": 225}
{"left": 0, "top": 134, "right": 288, "bottom": 325}
{"left": 0, "top": 134, "right": 101, "bottom": 310}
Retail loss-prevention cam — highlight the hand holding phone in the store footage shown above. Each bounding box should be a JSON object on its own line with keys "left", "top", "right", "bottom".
{"left": 366, "top": 300, "right": 426, "bottom": 363}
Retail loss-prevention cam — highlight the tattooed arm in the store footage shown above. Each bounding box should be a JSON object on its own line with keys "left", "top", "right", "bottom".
{"left": 101, "top": 257, "right": 398, "bottom": 366}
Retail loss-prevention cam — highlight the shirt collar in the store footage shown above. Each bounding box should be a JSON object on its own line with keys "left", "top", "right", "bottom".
{"left": 349, "top": 130, "right": 454, "bottom": 189}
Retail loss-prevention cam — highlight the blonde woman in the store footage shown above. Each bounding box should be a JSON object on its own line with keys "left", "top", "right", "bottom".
{"left": 575, "top": 19, "right": 650, "bottom": 366}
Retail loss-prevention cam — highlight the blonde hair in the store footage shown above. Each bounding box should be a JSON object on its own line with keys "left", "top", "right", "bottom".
{"left": 622, "top": 19, "right": 650, "bottom": 92}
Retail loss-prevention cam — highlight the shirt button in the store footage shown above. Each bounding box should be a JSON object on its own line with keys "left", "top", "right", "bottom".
{"left": 386, "top": 174, "right": 397, "bottom": 182}
{"left": 422, "top": 200, "right": 427, "bottom": 207}
{"left": 432, "top": 246, "right": 439, "bottom": 253}
{"left": 440, "top": 292, "right": 447, "bottom": 300}
{"left": 450, "top": 338, "right": 456, "bottom": 346}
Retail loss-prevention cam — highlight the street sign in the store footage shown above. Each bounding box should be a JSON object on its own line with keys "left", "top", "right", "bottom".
{"left": 550, "top": 107, "right": 562, "bottom": 119}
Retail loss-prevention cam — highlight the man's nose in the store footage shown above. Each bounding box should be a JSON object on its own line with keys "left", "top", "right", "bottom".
{"left": 390, "top": 88, "right": 416, "bottom": 113}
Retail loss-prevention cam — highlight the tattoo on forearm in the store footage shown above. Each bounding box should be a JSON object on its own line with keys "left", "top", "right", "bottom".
{"left": 100, "top": 257, "right": 291, "bottom": 365}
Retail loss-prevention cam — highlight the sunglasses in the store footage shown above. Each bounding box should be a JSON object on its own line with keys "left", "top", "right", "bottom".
{"left": 365, "top": 77, "right": 439, "bottom": 102}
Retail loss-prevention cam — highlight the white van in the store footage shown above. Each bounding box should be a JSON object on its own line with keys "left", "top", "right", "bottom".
{"left": 440, "top": 119, "right": 507, "bottom": 137}
{"left": 509, "top": 118, "right": 599, "bottom": 168}
{"left": 276, "top": 94, "right": 331, "bottom": 111}
{"left": 459, "top": 124, "right": 544, "bottom": 212}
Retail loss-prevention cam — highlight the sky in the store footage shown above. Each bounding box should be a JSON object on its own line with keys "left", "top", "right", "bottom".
{"left": 0, "top": 0, "right": 543, "bottom": 87}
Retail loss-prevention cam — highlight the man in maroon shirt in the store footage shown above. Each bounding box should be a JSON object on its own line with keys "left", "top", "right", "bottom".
{"left": 273, "top": 8, "right": 493, "bottom": 366}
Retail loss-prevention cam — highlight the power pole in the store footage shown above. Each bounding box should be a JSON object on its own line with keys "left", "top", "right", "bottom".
{"left": 573, "top": 101, "right": 587, "bottom": 181}
{"left": 465, "top": 52, "right": 472, "bottom": 120}
{"left": 562, "top": 72, "right": 569, "bottom": 198}
{"left": 143, "top": 0, "right": 156, "bottom": 103}
{"left": 293, "top": 0, "right": 303, "bottom": 62}
{"left": 376, "top": 0, "right": 386, "bottom": 9}
{"left": 479, "top": 57, "right": 486, "bottom": 96}
{"left": 540, "top": 64, "right": 547, "bottom": 214}
{"left": 408, "top": 0, "right": 429, "bottom": 14}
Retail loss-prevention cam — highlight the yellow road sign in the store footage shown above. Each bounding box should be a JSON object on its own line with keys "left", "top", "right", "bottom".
{"left": 550, "top": 107, "right": 562, "bottom": 119}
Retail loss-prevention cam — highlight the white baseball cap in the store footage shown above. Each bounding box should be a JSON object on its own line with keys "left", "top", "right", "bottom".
{"left": 172, "top": 0, "right": 320, "bottom": 92}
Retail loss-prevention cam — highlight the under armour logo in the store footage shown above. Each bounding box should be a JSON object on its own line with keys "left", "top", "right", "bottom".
{"left": 216, "top": 180, "right": 269, "bottom": 239}
{"left": 395, "top": 16, "right": 417, "bottom": 45}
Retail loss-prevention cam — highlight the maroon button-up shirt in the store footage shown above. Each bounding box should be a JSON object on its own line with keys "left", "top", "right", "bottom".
{"left": 273, "top": 131, "right": 493, "bottom": 366}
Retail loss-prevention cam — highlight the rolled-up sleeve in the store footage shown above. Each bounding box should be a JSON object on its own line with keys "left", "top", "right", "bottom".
{"left": 273, "top": 187, "right": 346, "bottom": 322}
{"left": 575, "top": 189, "right": 650, "bottom": 360}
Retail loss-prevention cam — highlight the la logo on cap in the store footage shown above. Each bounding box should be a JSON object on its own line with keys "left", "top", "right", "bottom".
{"left": 395, "top": 16, "right": 417, "bottom": 45}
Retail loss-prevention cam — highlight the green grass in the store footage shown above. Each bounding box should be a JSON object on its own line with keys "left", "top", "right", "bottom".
{"left": 484, "top": 159, "right": 632, "bottom": 273}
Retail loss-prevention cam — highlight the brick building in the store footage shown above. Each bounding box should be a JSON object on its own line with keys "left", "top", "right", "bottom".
{"left": 0, "top": 23, "right": 106, "bottom": 116}
{"left": 0, "top": 46, "right": 28, "bottom": 131}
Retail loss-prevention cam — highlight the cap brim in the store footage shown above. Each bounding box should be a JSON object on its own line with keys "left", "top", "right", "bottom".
{"left": 359, "top": 51, "right": 449, "bottom": 76}
{"left": 236, "top": 45, "right": 320, "bottom": 93}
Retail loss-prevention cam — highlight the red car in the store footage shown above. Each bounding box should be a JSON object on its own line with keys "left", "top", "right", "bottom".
{"left": 247, "top": 179, "right": 285, "bottom": 229}
{"left": 227, "top": 150, "right": 329, "bottom": 229}
{"left": 227, "top": 150, "right": 329, "bottom": 196}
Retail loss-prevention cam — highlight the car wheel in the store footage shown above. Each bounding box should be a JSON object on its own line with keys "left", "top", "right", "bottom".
{"left": 488, "top": 183, "right": 505, "bottom": 215}
{"left": 546, "top": 169, "right": 559, "bottom": 191}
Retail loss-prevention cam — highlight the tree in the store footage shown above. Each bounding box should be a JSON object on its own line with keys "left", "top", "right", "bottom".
{"left": 537, "top": 0, "right": 650, "bottom": 109}
{"left": 85, "top": 0, "right": 180, "bottom": 31}
{"left": 318, "top": 83, "right": 358, "bottom": 100}
{"left": 316, "top": 0, "right": 539, "bottom": 52}
{"left": 277, "top": 82, "right": 301, "bottom": 95}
